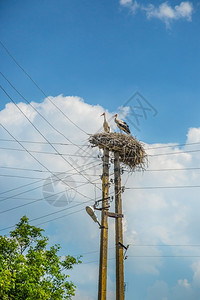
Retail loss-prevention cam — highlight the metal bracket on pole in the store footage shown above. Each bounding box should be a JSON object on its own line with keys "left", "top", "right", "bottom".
{"left": 95, "top": 206, "right": 110, "bottom": 211}
{"left": 104, "top": 211, "right": 124, "bottom": 219}
{"left": 117, "top": 243, "right": 129, "bottom": 260}
{"left": 118, "top": 242, "right": 128, "bottom": 250}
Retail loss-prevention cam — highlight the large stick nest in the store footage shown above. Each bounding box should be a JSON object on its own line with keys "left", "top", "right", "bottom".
{"left": 89, "top": 132, "right": 147, "bottom": 170}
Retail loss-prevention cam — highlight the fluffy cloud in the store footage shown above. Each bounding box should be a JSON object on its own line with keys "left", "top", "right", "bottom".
{"left": 178, "top": 279, "right": 190, "bottom": 288}
{"left": 119, "top": 1, "right": 194, "bottom": 26}
{"left": 192, "top": 261, "right": 200, "bottom": 287}
{"left": 1, "top": 95, "right": 200, "bottom": 298}
{"left": 120, "top": 0, "right": 140, "bottom": 14}
{"left": 145, "top": 2, "right": 193, "bottom": 26}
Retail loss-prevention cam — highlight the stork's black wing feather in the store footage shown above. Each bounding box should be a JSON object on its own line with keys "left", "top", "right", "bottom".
{"left": 118, "top": 122, "right": 131, "bottom": 134}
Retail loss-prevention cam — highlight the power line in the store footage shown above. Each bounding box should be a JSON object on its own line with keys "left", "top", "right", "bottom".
{"left": 0, "top": 192, "right": 106, "bottom": 232}
{"left": 0, "top": 172, "right": 103, "bottom": 214}
{"left": 2, "top": 165, "right": 200, "bottom": 174}
{"left": 126, "top": 185, "right": 200, "bottom": 190}
{"left": 79, "top": 254, "right": 200, "bottom": 264}
{"left": 0, "top": 42, "right": 88, "bottom": 135}
{"left": 0, "top": 162, "right": 102, "bottom": 203}
{"left": 0, "top": 72, "right": 91, "bottom": 155}
{"left": 0, "top": 172, "right": 101, "bottom": 181}
{"left": 0, "top": 178, "right": 44, "bottom": 196}
{"left": 142, "top": 167, "right": 200, "bottom": 172}
{"left": 0, "top": 173, "right": 101, "bottom": 184}
{"left": 4, "top": 136, "right": 200, "bottom": 158}
{"left": 145, "top": 141, "right": 200, "bottom": 150}
{"left": 149, "top": 149, "right": 200, "bottom": 157}
{"left": 0, "top": 145, "right": 99, "bottom": 158}
{"left": 35, "top": 208, "right": 86, "bottom": 228}
{"left": 130, "top": 244, "right": 200, "bottom": 247}
{"left": 69, "top": 244, "right": 200, "bottom": 259}
{"left": 0, "top": 159, "right": 101, "bottom": 174}
{"left": 0, "top": 207, "right": 86, "bottom": 232}
{"left": 0, "top": 85, "right": 101, "bottom": 191}
{"left": 1, "top": 137, "right": 200, "bottom": 151}
{"left": 0, "top": 123, "right": 95, "bottom": 200}
{"left": 0, "top": 161, "right": 102, "bottom": 197}
{"left": 0, "top": 138, "right": 87, "bottom": 146}
{"left": 128, "top": 255, "right": 200, "bottom": 258}
{"left": 0, "top": 190, "right": 117, "bottom": 232}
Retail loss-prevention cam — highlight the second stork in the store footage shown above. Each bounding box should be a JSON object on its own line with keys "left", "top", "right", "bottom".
{"left": 100, "top": 112, "right": 110, "bottom": 133}
{"left": 113, "top": 114, "right": 131, "bottom": 134}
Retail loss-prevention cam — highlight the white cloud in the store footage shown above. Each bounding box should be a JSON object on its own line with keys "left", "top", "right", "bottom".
{"left": 120, "top": 0, "right": 132, "bottom": 5}
{"left": 175, "top": 2, "right": 193, "bottom": 20}
{"left": 192, "top": 261, "right": 200, "bottom": 287}
{"left": 119, "top": 1, "right": 194, "bottom": 26}
{"left": 144, "top": 1, "right": 193, "bottom": 26}
{"left": 178, "top": 279, "right": 191, "bottom": 288}
{"left": 147, "top": 280, "right": 169, "bottom": 300}
{"left": 120, "top": 0, "right": 140, "bottom": 14}
{"left": 187, "top": 127, "right": 200, "bottom": 144}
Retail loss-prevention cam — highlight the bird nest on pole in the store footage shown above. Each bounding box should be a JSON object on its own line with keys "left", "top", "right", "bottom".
{"left": 89, "top": 132, "right": 147, "bottom": 171}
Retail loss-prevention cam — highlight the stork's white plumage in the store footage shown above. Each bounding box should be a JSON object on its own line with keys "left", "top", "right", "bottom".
{"left": 100, "top": 112, "right": 110, "bottom": 133}
{"left": 113, "top": 114, "right": 131, "bottom": 134}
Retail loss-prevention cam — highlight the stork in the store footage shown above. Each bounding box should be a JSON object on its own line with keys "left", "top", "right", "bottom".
{"left": 113, "top": 114, "right": 131, "bottom": 134}
{"left": 100, "top": 112, "right": 110, "bottom": 133}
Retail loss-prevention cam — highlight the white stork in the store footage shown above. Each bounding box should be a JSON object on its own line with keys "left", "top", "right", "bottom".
{"left": 113, "top": 114, "right": 131, "bottom": 134}
{"left": 100, "top": 112, "right": 110, "bottom": 133}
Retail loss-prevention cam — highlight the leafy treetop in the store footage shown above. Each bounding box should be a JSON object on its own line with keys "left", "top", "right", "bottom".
{"left": 0, "top": 215, "right": 81, "bottom": 300}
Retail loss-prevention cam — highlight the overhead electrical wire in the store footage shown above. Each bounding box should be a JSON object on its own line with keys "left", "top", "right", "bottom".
{"left": 141, "top": 167, "right": 200, "bottom": 172}
{"left": 130, "top": 244, "right": 200, "bottom": 247}
{"left": 82, "top": 255, "right": 200, "bottom": 264}
{"left": 126, "top": 185, "right": 200, "bottom": 190}
{"left": 0, "top": 173, "right": 101, "bottom": 181}
{"left": 0, "top": 159, "right": 101, "bottom": 174}
{"left": 0, "top": 145, "right": 99, "bottom": 158}
{"left": 0, "top": 123, "right": 96, "bottom": 200}
{"left": 0, "top": 85, "right": 101, "bottom": 191}
{"left": 66, "top": 244, "right": 200, "bottom": 260}
{"left": 35, "top": 208, "right": 86, "bottom": 228}
{"left": 0, "top": 207, "right": 87, "bottom": 233}
{"left": 0, "top": 162, "right": 102, "bottom": 202}
{"left": 0, "top": 41, "right": 88, "bottom": 135}
{"left": 0, "top": 178, "right": 44, "bottom": 196}
{"left": 145, "top": 141, "right": 200, "bottom": 150}
{"left": 1, "top": 137, "right": 200, "bottom": 151}
{"left": 0, "top": 173, "right": 102, "bottom": 184}
{"left": 0, "top": 161, "right": 101, "bottom": 198}
{"left": 3, "top": 141, "right": 200, "bottom": 158}
{"left": 149, "top": 149, "right": 200, "bottom": 157}
{"left": 0, "top": 191, "right": 106, "bottom": 232}
{"left": 0, "top": 174, "right": 102, "bottom": 215}
{"left": 0, "top": 138, "right": 88, "bottom": 146}
{"left": 0, "top": 170, "right": 116, "bottom": 213}
{"left": 2, "top": 165, "right": 200, "bottom": 174}
{"left": 0, "top": 72, "right": 91, "bottom": 155}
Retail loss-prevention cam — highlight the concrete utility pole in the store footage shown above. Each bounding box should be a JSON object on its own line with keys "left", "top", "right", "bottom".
{"left": 98, "top": 148, "right": 109, "bottom": 300}
{"left": 114, "top": 151, "right": 124, "bottom": 300}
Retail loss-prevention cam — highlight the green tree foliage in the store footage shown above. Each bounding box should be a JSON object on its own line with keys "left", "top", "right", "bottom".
{"left": 0, "top": 216, "right": 81, "bottom": 299}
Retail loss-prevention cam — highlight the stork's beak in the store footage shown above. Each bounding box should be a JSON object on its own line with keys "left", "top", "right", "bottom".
{"left": 100, "top": 113, "right": 105, "bottom": 116}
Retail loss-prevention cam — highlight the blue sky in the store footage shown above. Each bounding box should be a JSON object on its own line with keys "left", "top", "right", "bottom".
{"left": 0, "top": 1, "right": 200, "bottom": 299}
